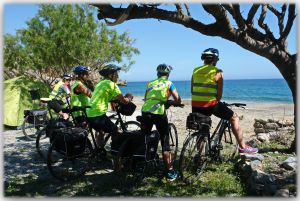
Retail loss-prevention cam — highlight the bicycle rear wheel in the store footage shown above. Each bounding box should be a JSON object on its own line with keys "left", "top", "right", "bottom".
{"left": 179, "top": 132, "right": 208, "bottom": 184}
{"left": 218, "top": 129, "right": 238, "bottom": 162}
{"left": 36, "top": 127, "right": 49, "bottom": 160}
{"left": 22, "top": 115, "right": 42, "bottom": 140}
{"left": 47, "top": 138, "right": 93, "bottom": 181}
{"left": 168, "top": 123, "right": 178, "bottom": 163}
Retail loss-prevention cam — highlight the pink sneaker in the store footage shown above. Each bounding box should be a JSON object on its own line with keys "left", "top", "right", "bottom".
{"left": 239, "top": 145, "right": 258, "bottom": 154}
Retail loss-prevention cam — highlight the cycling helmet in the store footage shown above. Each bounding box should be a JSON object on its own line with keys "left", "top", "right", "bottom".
{"left": 156, "top": 64, "right": 173, "bottom": 74}
{"left": 201, "top": 48, "right": 219, "bottom": 60}
{"left": 73, "top": 65, "right": 90, "bottom": 75}
{"left": 63, "top": 73, "right": 72, "bottom": 79}
{"left": 99, "top": 64, "right": 121, "bottom": 77}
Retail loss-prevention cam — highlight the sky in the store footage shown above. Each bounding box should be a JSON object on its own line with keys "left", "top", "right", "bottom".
{"left": 2, "top": 3, "right": 298, "bottom": 82}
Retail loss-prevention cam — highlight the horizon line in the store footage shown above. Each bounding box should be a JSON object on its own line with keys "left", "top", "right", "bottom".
{"left": 124, "top": 77, "right": 285, "bottom": 82}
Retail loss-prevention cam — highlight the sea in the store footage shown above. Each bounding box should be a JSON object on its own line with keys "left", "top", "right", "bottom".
{"left": 119, "top": 79, "right": 293, "bottom": 104}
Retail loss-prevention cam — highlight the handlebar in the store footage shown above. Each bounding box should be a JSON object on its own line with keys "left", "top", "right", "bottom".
{"left": 165, "top": 100, "right": 185, "bottom": 108}
{"left": 62, "top": 106, "right": 91, "bottom": 114}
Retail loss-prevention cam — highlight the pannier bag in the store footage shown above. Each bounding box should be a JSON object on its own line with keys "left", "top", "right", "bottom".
{"left": 186, "top": 113, "right": 212, "bottom": 131}
{"left": 50, "top": 127, "right": 88, "bottom": 157}
{"left": 46, "top": 119, "right": 73, "bottom": 138}
{"left": 24, "top": 109, "right": 48, "bottom": 125}
{"left": 117, "top": 102, "right": 137, "bottom": 116}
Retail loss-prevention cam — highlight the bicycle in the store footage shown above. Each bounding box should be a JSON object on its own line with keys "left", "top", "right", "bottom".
{"left": 21, "top": 89, "right": 49, "bottom": 140}
{"left": 179, "top": 102, "right": 246, "bottom": 184}
{"left": 45, "top": 100, "right": 141, "bottom": 181}
{"left": 114, "top": 100, "right": 184, "bottom": 185}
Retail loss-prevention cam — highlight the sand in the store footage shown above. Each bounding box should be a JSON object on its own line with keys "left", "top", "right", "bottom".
{"left": 118, "top": 96, "right": 294, "bottom": 146}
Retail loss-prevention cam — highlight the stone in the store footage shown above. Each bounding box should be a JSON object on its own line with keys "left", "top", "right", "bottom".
{"left": 254, "top": 119, "right": 267, "bottom": 124}
{"left": 254, "top": 128, "right": 265, "bottom": 134}
{"left": 267, "top": 119, "right": 275, "bottom": 123}
{"left": 274, "top": 189, "right": 290, "bottom": 197}
{"left": 250, "top": 160, "right": 263, "bottom": 171}
{"left": 257, "top": 133, "right": 269, "bottom": 142}
{"left": 253, "top": 122, "right": 263, "bottom": 128}
{"left": 264, "top": 123, "right": 279, "bottom": 130}
{"left": 281, "top": 157, "right": 296, "bottom": 170}
{"left": 240, "top": 153, "right": 264, "bottom": 162}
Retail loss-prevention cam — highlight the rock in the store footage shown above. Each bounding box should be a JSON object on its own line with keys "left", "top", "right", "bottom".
{"left": 267, "top": 119, "right": 275, "bottom": 123}
{"left": 257, "top": 133, "right": 269, "bottom": 142}
{"left": 268, "top": 131, "right": 281, "bottom": 141}
{"left": 281, "top": 157, "right": 296, "bottom": 170}
{"left": 253, "top": 122, "right": 263, "bottom": 128}
{"left": 254, "top": 119, "right": 267, "bottom": 124}
{"left": 264, "top": 123, "right": 279, "bottom": 130}
{"left": 274, "top": 189, "right": 290, "bottom": 197}
{"left": 254, "top": 128, "right": 265, "bottom": 134}
{"left": 250, "top": 160, "right": 263, "bottom": 171}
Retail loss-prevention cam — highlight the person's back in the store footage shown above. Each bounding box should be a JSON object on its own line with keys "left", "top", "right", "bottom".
{"left": 191, "top": 48, "right": 258, "bottom": 154}
{"left": 141, "top": 63, "right": 181, "bottom": 182}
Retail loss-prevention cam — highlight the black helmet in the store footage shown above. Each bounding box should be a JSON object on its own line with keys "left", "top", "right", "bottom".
{"left": 156, "top": 63, "right": 173, "bottom": 74}
{"left": 99, "top": 64, "right": 121, "bottom": 77}
{"left": 73, "top": 65, "right": 90, "bottom": 75}
{"left": 63, "top": 73, "right": 72, "bottom": 79}
{"left": 201, "top": 48, "right": 219, "bottom": 60}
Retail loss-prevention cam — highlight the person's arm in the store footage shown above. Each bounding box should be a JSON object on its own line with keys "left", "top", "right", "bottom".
{"left": 114, "top": 94, "right": 131, "bottom": 104}
{"left": 169, "top": 82, "right": 181, "bottom": 104}
{"left": 74, "top": 82, "right": 92, "bottom": 98}
{"left": 215, "top": 70, "right": 223, "bottom": 101}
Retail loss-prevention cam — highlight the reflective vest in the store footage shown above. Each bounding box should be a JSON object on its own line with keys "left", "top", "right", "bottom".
{"left": 71, "top": 80, "right": 90, "bottom": 117}
{"left": 49, "top": 81, "right": 68, "bottom": 101}
{"left": 191, "top": 64, "right": 219, "bottom": 107}
{"left": 142, "top": 77, "right": 171, "bottom": 115}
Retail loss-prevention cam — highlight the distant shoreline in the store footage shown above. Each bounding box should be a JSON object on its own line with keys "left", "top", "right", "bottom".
{"left": 124, "top": 78, "right": 286, "bottom": 83}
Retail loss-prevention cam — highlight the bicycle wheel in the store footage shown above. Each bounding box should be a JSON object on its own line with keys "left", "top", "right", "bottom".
{"left": 22, "top": 115, "right": 41, "bottom": 140}
{"left": 36, "top": 127, "right": 49, "bottom": 160}
{"left": 47, "top": 138, "right": 93, "bottom": 181}
{"left": 218, "top": 129, "right": 238, "bottom": 162}
{"left": 123, "top": 121, "right": 141, "bottom": 132}
{"left": 179, "top": 133, "right": 208, "bottom": 184}
{"left": 168, "top": 123, "right": 178, "bottom": 163}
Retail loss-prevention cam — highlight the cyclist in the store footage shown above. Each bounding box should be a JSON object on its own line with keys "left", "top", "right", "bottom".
{"left": 86, "top": 64, "right": 133, "bottom": 148}
{"left": 141, "top": 63, "right": 182, "bottom": 181}
{"left": 48, "top": 73, "right": 72, "bottom": 120}
{"left": 71, "top": 65, "right": 93, "bottom": 125}
{"left": 191, "top": 48, "right": 258, "bottom": 154}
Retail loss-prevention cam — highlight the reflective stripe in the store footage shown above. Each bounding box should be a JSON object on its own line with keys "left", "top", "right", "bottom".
{"left": 145, "top": 102, "right": 161, "bottom": 113}
{"left": 192, "top": 92, "right": 217, "bottom": 96}
{"left": 192, "top": 83, "right": 217, "bottom": 89}
{"left": 192, "top": 100, "right": 218, "bottom": 107}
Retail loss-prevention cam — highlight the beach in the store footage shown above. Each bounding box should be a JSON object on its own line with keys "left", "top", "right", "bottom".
{"left": 125, "top": 97, "right": 294, "bottom": 146}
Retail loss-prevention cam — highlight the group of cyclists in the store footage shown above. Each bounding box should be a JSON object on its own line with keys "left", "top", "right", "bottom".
{"left": 46, "top": 47, "right": 258, "bottom": 182}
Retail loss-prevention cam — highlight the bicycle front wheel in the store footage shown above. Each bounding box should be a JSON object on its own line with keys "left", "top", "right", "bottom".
{"left": 47, "top": 138, "right": 93, "bottom": 181}
{"left": 219, "top": 129, "right": 238, "bottom": 162}
{"left": 22, "top": 116, "right": 41, "bottom": 140}
{"left": 168, "top": 123, "right": 178, "bottom": 163}
{"left": 179, "top": 133, "right": 208, "bottom": 184}
{"left": 123, "top": 121, "right": 141, "bottom": 132}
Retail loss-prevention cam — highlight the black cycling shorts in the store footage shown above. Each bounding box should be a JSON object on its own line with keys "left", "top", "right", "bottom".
{"left": 87, "top": 115, "right": 118, "bottom": 134}
{"left": 48, "top": 99, "right": 64, "bottom": 113}
{"left": 141, "top": 112, "right": 170, "bottom": 152}
{"left": 192, "top": 102, "right": 234, "bottom": 120}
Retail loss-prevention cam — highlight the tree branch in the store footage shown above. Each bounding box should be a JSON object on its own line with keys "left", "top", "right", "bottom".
{"left": 184, "top": 3, "right": 191, "bottom": 16}
{"left": 232, "top": 4, "right": 246, "bottom": 31}
{"left": 258, "top": 5, "right": 276, "bottom": 42}
{"left": 175, "top": 3, "right": 185, "bottom": 16}
{"left": 246, "top": 4, "right": 260, "bottom": 25}
{"left": 281, "top": 4, "right": 296, "bottom": 41}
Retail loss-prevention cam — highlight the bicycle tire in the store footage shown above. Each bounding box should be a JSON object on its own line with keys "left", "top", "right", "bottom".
{"left": 47, "top": 138, "right": 93, "bottom": 181}
{"left": 179, "top": 132, "right": 208, "bottom": 184}
{"left": 123, "top": 121, "right": 141, "bottom": 132}
{"left": 36, "top": 127, "right": 49, "bottom": 160}
{"left": 218, "top": 129, "right": 238, "bottom": 162}
{"left": 168, "top": 123, "right": 178, "bottom": 163}
{"left": 22, "top": 115, "right": 42, "bottom": 140}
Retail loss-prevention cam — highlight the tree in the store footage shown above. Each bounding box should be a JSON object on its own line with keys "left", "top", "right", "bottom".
{"left": 92, "top": 3, "right": 297, "bottom": 151}
{"left": 4, "top": 4, "right": 139, "bottom": 86}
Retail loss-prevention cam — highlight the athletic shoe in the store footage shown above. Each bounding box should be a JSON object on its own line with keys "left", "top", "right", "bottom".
{"left": 166, "top": 169, "right": 178, "bottom": 181}
{"left": 239, "top": 145, "right": 258, "bottom": 154}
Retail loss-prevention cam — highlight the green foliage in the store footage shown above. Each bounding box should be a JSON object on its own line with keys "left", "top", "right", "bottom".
{"left": 4, "top": 4, "right": 139, "bottom": 85}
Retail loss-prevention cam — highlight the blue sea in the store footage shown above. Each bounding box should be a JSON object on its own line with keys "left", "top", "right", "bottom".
{"left": 119, "top": 79, "right": 293, "bottom": 103}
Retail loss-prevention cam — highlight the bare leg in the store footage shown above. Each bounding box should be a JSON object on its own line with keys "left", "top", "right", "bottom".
{"left": 163, "top": 151, "right": 173, "bottom": 170}
{"left": 230, "top": 113, "right": 246, "bottom": 149}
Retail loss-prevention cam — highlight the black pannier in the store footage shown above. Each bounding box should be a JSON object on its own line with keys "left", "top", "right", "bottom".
{"left": 45, "top": 119, "right": 73, "bottom": 137}
{"left": 50, "top": 127, "right": 88, "bottom": 157}
{"left": 111, "top": 130, "right": 160, "bottom": 161}
{"left": 186, "top": 113, "right": 212, "bottom": 131}
{"left": 24, "top": 109, "right": 48, "bottom": 125}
